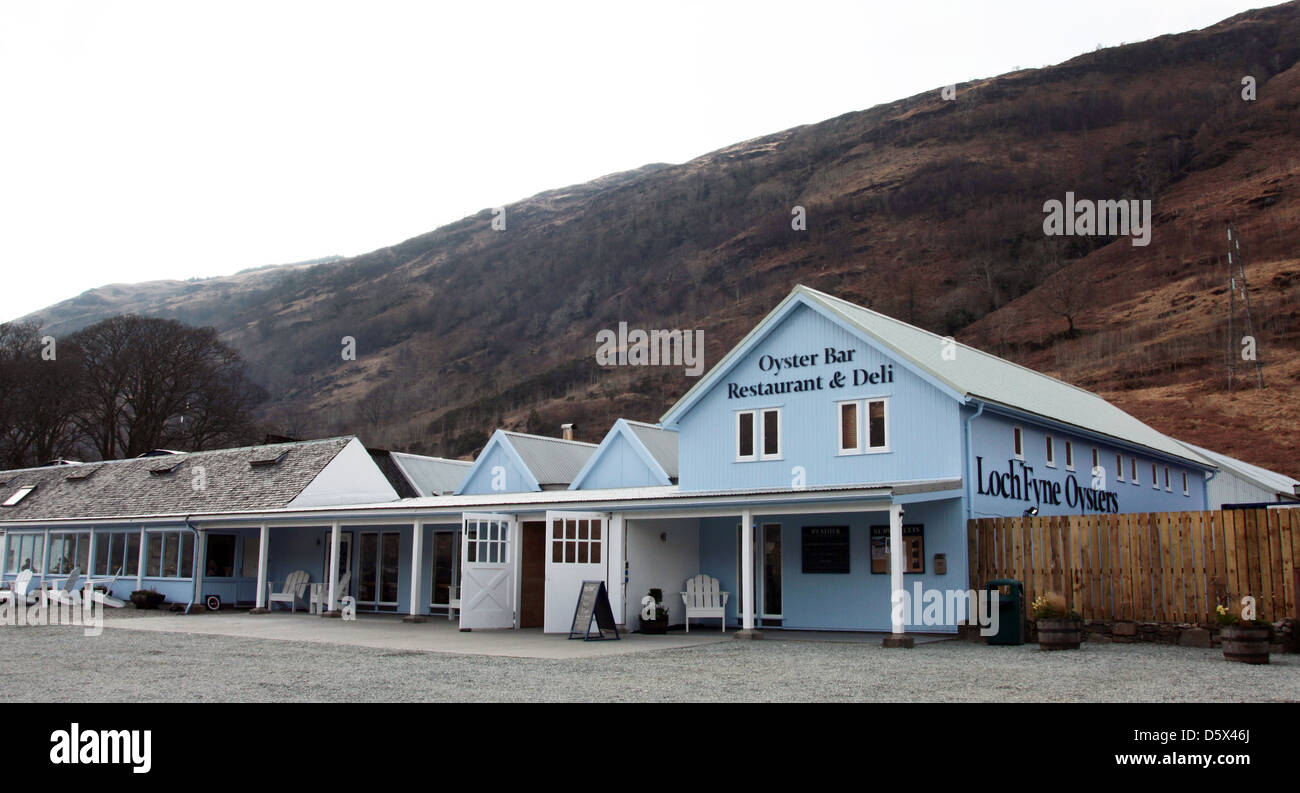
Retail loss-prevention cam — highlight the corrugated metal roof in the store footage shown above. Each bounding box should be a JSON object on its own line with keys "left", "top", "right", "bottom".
{"left": 1177, "top": 441, "right": 1299, "bottom": 498}
{"left": 802, "top": 286, "right": 1209, "bottom": 465}
{"left": 223, "top": 477, "right": 963, "bottom": 516}
{"left": 390, "top": 452, "right": 472, "bottom": 496}
{"left": 623, "top": 420, "right": 679, "bottom": 478}
{"left": 0, "top": 437, "right": 354, "bottom": 523}
{"left": 501, "top": 431, "right": 597, "bottom": 486}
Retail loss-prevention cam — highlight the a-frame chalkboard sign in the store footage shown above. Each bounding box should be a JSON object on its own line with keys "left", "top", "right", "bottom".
{"left": 568, "top": 580, "right": 620, "bottom": 641}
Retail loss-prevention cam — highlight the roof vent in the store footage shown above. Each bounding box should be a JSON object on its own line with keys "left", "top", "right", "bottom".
{"left": 250, "top": 450, "right": 289, "bottom": 468}
{"left": 67, "top": 466, "right": 101, "bottom": 481}
{"left": 149, "top": 461, "right": 182, "bottom": 475}
{"left": 2, "top": 485, "right": 36, "bottom": 506}
{"left": 561, "top": 423, "right": 575, "bottom": 441}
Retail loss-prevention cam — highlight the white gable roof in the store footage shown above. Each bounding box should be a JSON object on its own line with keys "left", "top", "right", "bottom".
{"left": 1177, "top": 441, "right": 1299, "bottom": 499}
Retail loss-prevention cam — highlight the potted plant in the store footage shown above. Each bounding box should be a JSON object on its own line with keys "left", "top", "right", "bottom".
{"left": 640, "top": 588, "right": 669, "bottom": 634}
{"left": 1215, "top": 604, "right": 1271, "bottom": 665}
{"left": 1031, "top": 591, "right": 1082, "bottom": 650}
{"left": 129, "top": 589, "right": 166, "bottom": 610}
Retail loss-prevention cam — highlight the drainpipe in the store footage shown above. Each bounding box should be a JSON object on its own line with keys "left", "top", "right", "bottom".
{"left": 1203, "top": 468, "right": 1218, "bottom": 509}
{"left": 183, "top": 516, "right": 201, "bottom": 614}
{"left": 963, "top": 401, "right": 985, "bottom": 521}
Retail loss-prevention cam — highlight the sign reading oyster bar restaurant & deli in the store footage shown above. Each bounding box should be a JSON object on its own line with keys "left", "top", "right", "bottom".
{"left": 726, "top": 346, "right": 894, "bottom": 399}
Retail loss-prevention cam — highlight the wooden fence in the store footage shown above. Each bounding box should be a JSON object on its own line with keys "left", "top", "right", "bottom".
{"left": 967, "top": 509, "right": 1300, "bottom": 623}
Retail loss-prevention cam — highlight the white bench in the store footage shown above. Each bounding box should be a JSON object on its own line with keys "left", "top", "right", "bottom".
{"left": 680, "top": 574, "right": 730, "bottom": 633}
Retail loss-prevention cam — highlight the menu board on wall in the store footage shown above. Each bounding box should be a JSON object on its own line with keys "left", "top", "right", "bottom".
{"left": 801, "top": 526, "right": 850, "bottom": 573}
{"left": 870, "top": 524, "right": 925, "bottom": 574}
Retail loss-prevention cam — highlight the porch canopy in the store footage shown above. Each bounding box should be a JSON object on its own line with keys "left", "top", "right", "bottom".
{"left": 186, "top": 478, "right": 962, "bottom": 633}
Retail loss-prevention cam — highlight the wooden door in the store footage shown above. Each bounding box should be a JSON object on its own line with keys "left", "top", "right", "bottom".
{"left": 519, "top": 521, "right": 546, "bottom": 628}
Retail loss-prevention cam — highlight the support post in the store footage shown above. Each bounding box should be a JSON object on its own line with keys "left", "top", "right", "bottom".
{"left": 192, "top": 529, "right": 205, "bottom": 609}
{"left": 86, "top": 530, "right": 97, "bottom": 580}
{"left": 883, "top": 502, "right": 914, "bottom": 648}
{"left": 405, "top": 521, "right": 426, "bottom": 622}
{"left": 136, "top": 526, "right": 147, "bottom": 591}
{"left": 251, "top": 524, "right": 270, "bottom": 613}
{"left": 324, "top": 521, "right": 342, "bottom": 617}
{"left": 735, "top": 508, "right": 761, "bottom": 639}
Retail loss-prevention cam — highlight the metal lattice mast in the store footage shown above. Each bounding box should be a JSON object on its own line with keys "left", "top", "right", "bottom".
{"left": 1226, "top": 223, "right": 1264, "bottom": 390}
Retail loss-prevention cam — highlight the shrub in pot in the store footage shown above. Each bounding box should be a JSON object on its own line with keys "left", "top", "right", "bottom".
{"left": 1031, "top": 591, "right": 1081, "bottom": 650}
{"left": 130, "top": 589, "right": 166, "bottom": 610}
{"left": 1215, "top": 603, "right": 1271, "bottom": 665}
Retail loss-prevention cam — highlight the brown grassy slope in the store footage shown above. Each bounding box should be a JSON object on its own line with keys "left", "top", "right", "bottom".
{"left": 22, "top": 3, "right": 1300, "bottom": 477}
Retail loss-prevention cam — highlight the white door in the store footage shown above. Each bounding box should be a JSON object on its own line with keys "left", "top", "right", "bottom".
{"left": 543, "top": 511, "right": 608, "bottom": 634}
{"left": 459, "top": 513, "right": 515, "bottom": 630}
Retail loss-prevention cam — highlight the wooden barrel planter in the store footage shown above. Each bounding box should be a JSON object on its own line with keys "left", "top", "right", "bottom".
{"left": 1036, "top": 618, "right": 1082, "bottom": 650}
{"left": 1220, "top": 625, "right": 1270, "bottom": 665}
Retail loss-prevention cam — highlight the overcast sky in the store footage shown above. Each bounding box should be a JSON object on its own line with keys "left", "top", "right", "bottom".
{"left": 0, "top": 0, "right": 1278, "bottom": 322}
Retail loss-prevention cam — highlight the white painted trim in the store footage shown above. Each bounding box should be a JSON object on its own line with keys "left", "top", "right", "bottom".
{"left": 136, "top": 526, "right": 147, "bottom": 590}
{"left": 255, "top": 524, "right": 269, "bottom": 609}
{"left": 409, "top": 520, "right": 423, "bottom": 616}
{"left": 608, "top": 512, "right": 626, "bottom": 625}
{"left": 327, "top": 522, "right": 341, "bottom": 612}
{"left": 889, "top": 503, "right": 904, "bottom": 635}
{"left": 741, "top": 507, "right": 754, "bottom": 631}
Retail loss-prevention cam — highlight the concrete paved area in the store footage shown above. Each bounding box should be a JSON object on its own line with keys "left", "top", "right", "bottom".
{"left": 102, "top": 611, "right": 732, "bottom": 659}
{"left": 758, "top": 629, "right": 954, "bottom": 645}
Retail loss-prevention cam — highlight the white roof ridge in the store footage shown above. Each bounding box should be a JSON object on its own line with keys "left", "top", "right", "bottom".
{"left": 500, "top": 430, "right": 598, "bottom": 447}
{"left": 802, "top": 285, "right": 1106, "bottom": 402}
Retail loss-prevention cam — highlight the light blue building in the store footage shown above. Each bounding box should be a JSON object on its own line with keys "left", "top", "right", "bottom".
{"left": 3, "top": 285, "right": 1245, "bottom": 639}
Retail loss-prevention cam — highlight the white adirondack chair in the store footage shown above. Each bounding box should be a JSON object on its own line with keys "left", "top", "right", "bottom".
{"left": 681, "top": 574, "right": 730, "bottom": 633}
{"left": 267, "top": 570, "right": 310, "bottom": 612}
{"left": 46, "top": 567, "right": 83, "bottom": 605}
{"left": 0, "top": 569, "right": 40, "bottom": 604}
{"left": 311, "top": 571, "right": 350, "bottom": 614}
{"left": 85, "top": 566, "right": 126, "bottom": 607}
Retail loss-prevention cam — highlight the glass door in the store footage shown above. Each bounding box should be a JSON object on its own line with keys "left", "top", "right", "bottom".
{"left": 761, "top": 523, "right": 783, "bottom": 621}
{"left": 357, "top": 530, "right": 400, "bottom": 610}
{"left": 429, "top": 530, "right": 459, "bottom": 613}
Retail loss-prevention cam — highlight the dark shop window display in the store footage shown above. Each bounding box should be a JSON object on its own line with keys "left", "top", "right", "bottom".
{"left": 870, "top": 524, "right": 925, "bottom": 574}
{"left": 801, "top": 526, "right": 850, "bottom": 573}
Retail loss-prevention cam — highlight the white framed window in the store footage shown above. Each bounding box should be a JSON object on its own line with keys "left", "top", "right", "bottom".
{"left": 1164, "top": 466, "right": 1171, "bottom": 492}
{"left": 736, "top": 410, "right": 756, "bottom": 461}
{"left": 1182, "top": 471, "right": 1189, "bottom": 496}
{"left": 1045, "top": 436, "right": 1056, "bottom": 467}
{"left": 836, "top": 398, "right": 889, "bottom": 455}
{"left": 837, "top": 400, "right": 861, "bottom": 454}
{"left": 865, "top": 398, "right": 889, "bottom": 452}
{"left": 1116, "top": 454, "right": 1124, "bottom": 482}
{"left": 1130, "top": 457, "right": 1139, "bottom": 485}
{"left": 1013, "top": 427, "right": 1024, "bottom": 460}
{"left": 1151, "top": 463, "right": 1159, "bottom": 489}
{"left": 1091, "top": 448, "right": 1099, "bottom": 470}
{"left": 1064, "top": 441, "right": 1074, "bottom": 471}
{"left": 760, "top": 408, "right": 782, "bottom": 460}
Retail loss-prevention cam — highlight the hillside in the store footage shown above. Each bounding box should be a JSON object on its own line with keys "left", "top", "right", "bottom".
{"left": 22, "top": 3, "right": 1300, "bottom": 476}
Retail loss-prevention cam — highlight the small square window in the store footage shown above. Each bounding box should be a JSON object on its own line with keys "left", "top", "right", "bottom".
{"left": 1045, "top": 436, "right": 1055, "bottom": 467}
{"left": 1013, "top": 427, "right": 1024, "bottom": 460}
{"left": 1065, "top": 441, "right": 1074, "bottom": 471}
{"left": 1130, "top": 457, "right": 1139, "bottom": 485}
{"left": 1151, "top": 463, "right": 1159, "bottom": 489}
{"left": 1116, "top": 454, "right": 1124, "bottom": 481}
{"left": 1164, "top": 466, "right": 1171, "bottom": 492}
{"left": 1182, "top": 471, "right": 1189, "bottom": 496}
